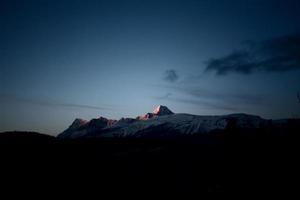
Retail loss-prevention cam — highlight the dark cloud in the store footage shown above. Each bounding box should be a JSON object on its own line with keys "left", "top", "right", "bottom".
{"left": 205, "top": 33, "right": 300, "bottom": 75}
{"left": 0, "top": 95, "right": 111, "bottom": 110}
{"left": 163, "top": 69, "right": 179, "bottom": 82}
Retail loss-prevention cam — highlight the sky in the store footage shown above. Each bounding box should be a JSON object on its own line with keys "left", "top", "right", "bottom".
{"left": 1, "top": 0, "right": 300, "bottom": 135}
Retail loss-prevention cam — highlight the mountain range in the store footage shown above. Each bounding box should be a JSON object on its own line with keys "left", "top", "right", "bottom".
{"left": 58, "top": 105, "right": 293, "bottom": 139}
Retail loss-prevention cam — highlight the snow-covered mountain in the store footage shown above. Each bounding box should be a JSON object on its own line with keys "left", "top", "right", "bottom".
{"left": 153, "top": 105, "right": 174, "bottom": 115}
{"left": 58, "top": 105, "right": 278, "bottom": 139}
{"left": 136, "top": 105, "right": 174, "bottom": 120}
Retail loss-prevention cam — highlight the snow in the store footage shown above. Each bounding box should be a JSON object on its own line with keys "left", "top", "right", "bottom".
{"left": 96, "top": 113, "right": 264, "bottom": 137}
{"left": 58, "top": 107, "right": 266, "bottom": 139}
{"left": 136, "top": 105, "right": 174, "bottom": 120}
{"left": 152, "top": 105, "right": 174, "bottom": 115}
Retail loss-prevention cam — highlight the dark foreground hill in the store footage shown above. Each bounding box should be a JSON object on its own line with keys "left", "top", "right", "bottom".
{"left": 1, "top": 124, "right": 299, "bottom": 196}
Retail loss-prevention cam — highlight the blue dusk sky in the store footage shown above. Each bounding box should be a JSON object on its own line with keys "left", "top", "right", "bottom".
{"left": 1, "top": 0, "right": 300, "bottom": 135}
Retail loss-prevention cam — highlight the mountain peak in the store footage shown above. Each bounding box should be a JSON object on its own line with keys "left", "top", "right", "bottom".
{"left": 152, "top": 105, "right": 174, "bottom": 116}
{"left": 69, "top": 118, "right": 87, "bottom": 129}
{"left": 136, "top": 105, "right": 174, "bottom": 120}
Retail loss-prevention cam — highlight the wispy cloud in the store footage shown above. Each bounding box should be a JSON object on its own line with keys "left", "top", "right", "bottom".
{"left": 152, "top": 84, "right": 265, "bottom": 111}
{"left": 156, "top": 85, "right": 264, "bottom": 106}
{"left": 0, "top": 95, "right": 112, "bottom": 110}
{"left": 181, "top": 87, "right": 264, "bottom": 106}
{"left": 163, "top": 69, "right": 179, "bottom": 83}
{"left": 161, "top": 96, "right": 238, "bottom": 111}
{"left": 156, "top": 92, "right": 173, "bottom": 100}
{"left": 205, "top": 33, "right": 300, "bottom": 75}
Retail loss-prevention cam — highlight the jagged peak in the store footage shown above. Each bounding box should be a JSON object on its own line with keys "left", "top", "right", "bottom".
{"left": 136, "top": 106, "right": 174, "bottom": 120}
{"left": 69, "top": 118, "right": 87, "bottom": 129}
{"left": 96, "top": 116, "right": 108, "bottom": 121}
{"left": 152, "top": 105, "right": 174, "bottom": 116}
